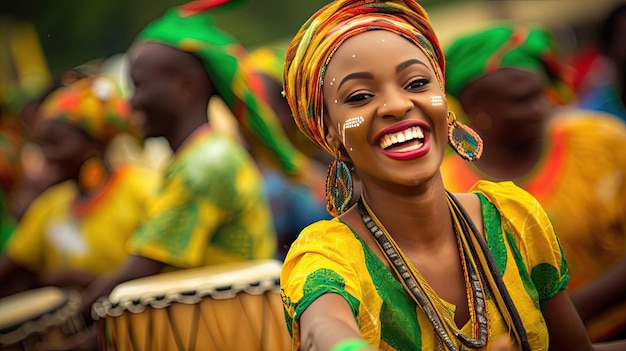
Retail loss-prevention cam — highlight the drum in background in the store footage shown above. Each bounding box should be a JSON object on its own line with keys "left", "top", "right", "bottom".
{"left": 0, "top": 287, "right": 83, "bottom": 350}
{"left": 92, "top": 259, "right": 291, "bottom": 351}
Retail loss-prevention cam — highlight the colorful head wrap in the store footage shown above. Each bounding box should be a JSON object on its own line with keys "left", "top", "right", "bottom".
{"left": 283, "top": 0, "right": 444, "bottom": 156}
{"left": 445, "top": 23, "right": 574, "bottom": 103}
{"left": 39, "top": 75, "right": 133, "bottom": 144}
{"left": 137, "top": 0, "right": 305, "bottom": 177}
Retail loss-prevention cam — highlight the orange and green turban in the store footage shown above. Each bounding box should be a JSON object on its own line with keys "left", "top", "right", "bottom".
{"left": 283, "top": 0, "right": 445, "bottom": 156}
{"left": 39, "top": 75, "right": 134, "bottom": 144}
{"left": 445, "top": 23, "right": 574, "bottom": 104}
{"left": 137, "top": 0, "right": 306, "bottom": 177}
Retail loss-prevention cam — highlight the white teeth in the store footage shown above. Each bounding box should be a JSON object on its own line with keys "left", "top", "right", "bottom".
{"left": 397, "top": 143, "right": 423, "bottom": 152}
{"left": 378, "top": 126, "right": 425, "bottom": 150}
{"left": 405, "top": 129, "right": 413, "bottom": 140}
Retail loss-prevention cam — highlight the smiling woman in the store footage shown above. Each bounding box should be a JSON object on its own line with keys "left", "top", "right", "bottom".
{"left": 277, "top": 1, "right": 626, "bottom": 351}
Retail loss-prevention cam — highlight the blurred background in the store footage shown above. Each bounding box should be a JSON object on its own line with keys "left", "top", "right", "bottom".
{"left": 1, "top": 0, "right": 624, "bottom": 108}
{"left": 0, "top": 0, "right": 622, "bottom": 152}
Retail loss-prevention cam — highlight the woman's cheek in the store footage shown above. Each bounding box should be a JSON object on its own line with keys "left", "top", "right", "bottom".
{"left": 340, "top": 115, "right": 365, "bottom": 153}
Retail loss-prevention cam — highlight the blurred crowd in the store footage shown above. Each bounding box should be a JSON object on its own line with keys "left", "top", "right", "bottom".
{"left": 0, "top": 0, "right": 624, "bottom": 349}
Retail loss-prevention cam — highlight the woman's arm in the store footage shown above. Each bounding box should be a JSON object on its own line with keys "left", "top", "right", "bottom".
{"left": 571, "top": 256, "right": 626, "bottom": 322}
{"left": 0, "top": 255, "right": 38, "bottom": 298}
{"left": 544, "top": 290, "right": 626, "bottom": 350}
{"left": 299, "top": 293, "right": 376, "bottom": 351}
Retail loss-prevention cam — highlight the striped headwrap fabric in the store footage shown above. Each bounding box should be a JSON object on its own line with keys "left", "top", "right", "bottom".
{"left": 40, "top": 75, "right": 134, "bottom": 144}
{"left": 283, "top": 0, "right": 445, "bottom": 155}
{"left": 138, "top": 0, "right": 306, "bottom": 177}
{"left": 445, "top": 23, "right": 574, "bottom": 104}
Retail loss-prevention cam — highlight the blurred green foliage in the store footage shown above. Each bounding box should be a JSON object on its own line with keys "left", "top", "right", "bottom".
{"left": 0, "top": 0, "right": 455, "bottom": 77}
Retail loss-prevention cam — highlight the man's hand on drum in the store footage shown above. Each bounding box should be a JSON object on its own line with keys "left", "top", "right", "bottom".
{"left": 37, "top": 269, "right": 98, "bottom": 290}
{"left": 36, "top": 325, "right": 97, "bottom": 351}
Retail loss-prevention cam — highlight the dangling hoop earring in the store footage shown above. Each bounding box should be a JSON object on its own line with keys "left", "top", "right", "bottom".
{"left": 325, "top": 150, "right": 353, "bottom": 216}
{"left": 448, "top": 111, "right": 483, "bottom": 161}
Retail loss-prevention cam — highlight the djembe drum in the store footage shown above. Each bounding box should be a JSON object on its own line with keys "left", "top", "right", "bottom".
{"left": 0, "top": 287, "right": 83, "bottom": 350}
{"left": 92, "top": 259, "right": 291, "bottom": 351}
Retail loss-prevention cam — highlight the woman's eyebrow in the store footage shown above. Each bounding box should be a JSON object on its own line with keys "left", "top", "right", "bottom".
{"left": 337, "top": 72, "right": 374, "bottom": 91}
{"left": 336, "top": 59, "right": 428, "bottom": 91}
{"left": 396, "top": 59, "right": 428, "bottom": 73}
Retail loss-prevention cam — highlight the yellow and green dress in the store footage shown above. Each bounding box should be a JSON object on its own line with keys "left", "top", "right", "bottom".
{"left": 6, "top": 165, "right": 158, "bottom": 275}
{"left": 281, "top": 181, "right": 568, "bottom": 351}
{"left": 128, "top": 125, "right": 277, "bottom": 268}
{"left": 441, "top": 111, "right": 626, "bottom": 340}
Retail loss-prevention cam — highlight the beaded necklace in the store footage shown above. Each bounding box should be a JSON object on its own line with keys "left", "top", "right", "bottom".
{"left": 358, "top": 196, "right": 488, "bottom": 350}
{"left": 358, "top": 192, "right": 531, "bottom": 351}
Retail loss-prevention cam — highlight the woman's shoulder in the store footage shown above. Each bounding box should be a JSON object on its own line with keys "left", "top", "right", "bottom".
{"left": 469, "top": 180, "right": 565, "bottom": 263}
{"left": 469, "top": 180, "right": 555, "bottom": 240}
{"left": 284, "top": 218, "right": 363, "bottom": 262}
{"left": 292, "top": 218, "right": 358, "bottom": 247}
{"left": 469, "top": 180, "right": 542, "bottom": 213}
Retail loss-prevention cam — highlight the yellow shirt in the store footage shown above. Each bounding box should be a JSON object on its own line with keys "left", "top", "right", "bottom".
{"left": 7, "top": 165, "right": 158, "bottom": 275}
{"left": 441, "top": 111, "right": 626, "bottom": 339}
{"left": 281, "top": 181, "right": 567, "bottom": 351}
{"left": 128, "top": 127, "right": 277, "bottom": 268}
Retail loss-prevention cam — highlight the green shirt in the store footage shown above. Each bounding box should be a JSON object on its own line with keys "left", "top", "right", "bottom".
{"left": 130, "top": 126, "right": 277, "bottom": 268}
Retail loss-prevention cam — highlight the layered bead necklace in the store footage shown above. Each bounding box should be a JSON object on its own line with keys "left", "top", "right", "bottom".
{"left": 358, "top": 194, "right": 490, "bottom": 351}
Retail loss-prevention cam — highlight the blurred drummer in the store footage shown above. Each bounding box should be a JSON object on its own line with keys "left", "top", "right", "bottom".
{"left": 79, "top": 0, "right": 278, "bottom": 323}
{"left": 0, "top": 75, "right": 159, "bottom": 298}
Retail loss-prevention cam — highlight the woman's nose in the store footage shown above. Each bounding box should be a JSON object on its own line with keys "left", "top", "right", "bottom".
{"left": 378, "top": 88, "right": 412, "bottom": 118}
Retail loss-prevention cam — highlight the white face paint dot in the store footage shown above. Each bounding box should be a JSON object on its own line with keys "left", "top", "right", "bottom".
{"left": 352, "top": 54, "right": 356, "bottom": 58}
{"left": 334, "top": 99, "right": 338, "bottom": 104}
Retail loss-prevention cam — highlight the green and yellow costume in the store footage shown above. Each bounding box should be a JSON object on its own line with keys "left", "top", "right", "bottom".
{"left": 281, "top": 1, "right": 572, "bottom": 349}
{"left": 7, "top": 166, "right": 157, "bottom": 274}
{"left": 128, "top": 125, "right": 276, "bottom": 267}
{"left": 281, "top": 181, "right": 568, "bottom": 350}
{"left": 5, "top": 75, "right": 159, "bottom": 274}
{"left": 442, "top": 23, "right": 626, "bottom": 340}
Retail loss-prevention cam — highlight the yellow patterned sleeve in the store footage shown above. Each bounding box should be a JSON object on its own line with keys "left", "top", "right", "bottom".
{"left": 280, "top": 219, "right": 368, "bottom": 350}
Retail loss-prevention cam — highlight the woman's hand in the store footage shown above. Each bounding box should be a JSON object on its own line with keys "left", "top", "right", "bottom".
{"left": 490, "top": 336, "right": 513, "bottom": 351}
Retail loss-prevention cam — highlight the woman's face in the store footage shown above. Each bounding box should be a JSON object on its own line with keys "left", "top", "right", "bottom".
{"left": 322, "top": 30, "right": 448, "bottom": 190}
{"left": 463, "top": 68, "right": 551, "bottom": 147}
{"left": 34, "top": 119, "right": 97, "bottom": 178}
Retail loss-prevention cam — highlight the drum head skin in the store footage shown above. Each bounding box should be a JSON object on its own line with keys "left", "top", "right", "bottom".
{"left": 92, "top": 259, "right": 292, "bottom": 351}
{"left": 0, "top": 287, "right": 81, "bottom": 346}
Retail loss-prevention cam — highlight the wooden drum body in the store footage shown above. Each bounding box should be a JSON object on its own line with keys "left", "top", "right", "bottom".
{"left": 92, "top": 260, "right": 291, "bottom": 351}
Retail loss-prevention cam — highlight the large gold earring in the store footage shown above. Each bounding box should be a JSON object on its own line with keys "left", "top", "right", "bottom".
{"left": 325, "top": 150, "right": 353, "bottom": 216}
{"left": 448, "top": 111, "right": 483, "bottom": 161}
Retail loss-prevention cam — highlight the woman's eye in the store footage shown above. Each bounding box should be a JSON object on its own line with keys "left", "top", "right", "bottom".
{"left": 345, "top": 93, "right": 373, "bottom": 103}
{"left": 406, "top": 78, "right": 429, "bottom": 91}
